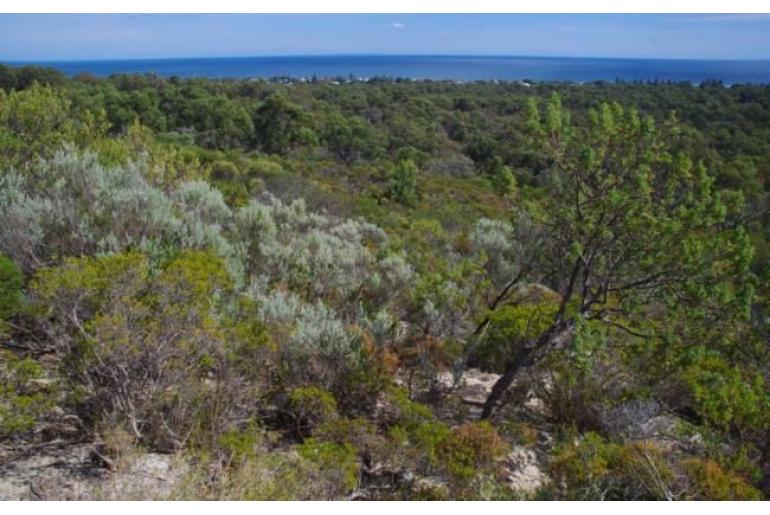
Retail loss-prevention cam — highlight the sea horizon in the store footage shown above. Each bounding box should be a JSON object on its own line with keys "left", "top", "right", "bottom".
{"left": 10, "top": 52, "right": 770, "bottom": 63}
{"left": 4, "top": 54, "right": 770, "bottom": 84}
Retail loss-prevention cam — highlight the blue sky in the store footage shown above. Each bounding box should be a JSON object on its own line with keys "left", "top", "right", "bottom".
{"left": 1, "top": 14, "right": 769, "bottom": 61}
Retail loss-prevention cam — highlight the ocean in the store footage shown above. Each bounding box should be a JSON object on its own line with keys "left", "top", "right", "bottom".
{"left": 8, "top": 55, "right": 770, "bottom": 84}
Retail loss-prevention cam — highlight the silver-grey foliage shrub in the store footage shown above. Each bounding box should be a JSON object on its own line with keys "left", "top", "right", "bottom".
{"left": 233, "top": 194, "right": 409, "bottom": 307}
{"left": 173, "top": 180, "right": 235, "bottom": 268}
{"left": 0, "top": 149, "right": 246, "bottom": 274}
{"left": 470, "top": 218, "right": 517, "bottom": 288}
{"left": 1, "top": 149, "right": 423, "bottom": 377}
{"left": 253, "top": 289, "right": 363, "bottom": 388}
{"left": 0, "top": 149, "right": 179, "bottom": 272}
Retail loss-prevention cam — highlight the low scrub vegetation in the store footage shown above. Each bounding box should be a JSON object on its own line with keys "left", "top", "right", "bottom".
{"left": 1, "top": 66, "right": 769, "bottom": 500}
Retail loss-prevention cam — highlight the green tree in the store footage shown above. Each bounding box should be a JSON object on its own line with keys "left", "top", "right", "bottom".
{"left": 486, "top": 156, "right": 517, "bottom": 196}
{"left": 322, "top": 112, "right": 384, "bottom": 165}
{"left": 0, "top": 83, "right": 73, "bottom": 166}
{"left": 479, "top": 95, "right": 754, "bottom": 419}
{"left": 387, "top": 159, "right": 420, "bottom": 206}
{"left": 252, "top": 93, "right": 306, "bottom": 154}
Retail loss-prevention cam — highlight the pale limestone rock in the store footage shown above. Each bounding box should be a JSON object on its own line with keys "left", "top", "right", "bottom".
{"left": 505, "top": 445, "right": 548, "bottom": 496}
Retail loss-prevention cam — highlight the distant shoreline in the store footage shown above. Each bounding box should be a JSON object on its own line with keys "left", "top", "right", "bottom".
{"left": 3, "top": 55, "right": 770, "bottom": 85}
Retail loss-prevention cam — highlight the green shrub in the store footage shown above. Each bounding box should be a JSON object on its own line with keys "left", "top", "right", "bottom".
{"left": 0, "top": 351, "right": 55, "bottom": 438}
{"left": 30, "top": 250, "right": 264, "bottom": 451}
{"left": 500, "top": 420, "right": 539, "bottom": 446}
{"left": 289, "top": 386, "right": 338, "bottom": 435}
{"left": 683, "top": 355, "right": 768, "bottom": 431}
{"left": 0, "top": 83, "right": 74, "bottom": 167}
{"left": 539, "top": 342, "right": 633, "bottom": 432}
{"left": 0, "top": 253, "right": 23, "bottom": 335}
{"left": 315, "top": 416, "right": 379, "bottom": 453}
{"left": 382, "top": 387, "right": 453, "bottom": 470}
{"left": 387, "top": 418, "right": 508, "bottom": 499}
{"left": 387, "top": 159, "right": 420, "bottom": 206}
{"left": 387, "top": 386, "right": 435, "bottom": 429}
{"left": 412, "top": 420, "right": 453, "bottom": 468}
{"left": 173, "top": 442, "right": 356, "bottom": 500}
{"left": 548, "top": 431, "right": 675, "bottom": 500}
{"left": 474, "top": 299, "right": 559, "bottom": 373}
{"left": 296, "top": 438, "right": 359, "bottom": 495}
{"left": 681, "top": 458, "right": 762, "bottom": 500}
{"left": 217, "top": 425, "right": 264, "bottom": 462}
{"left": 439, "top": 421, "right": 507, "bottom": 482}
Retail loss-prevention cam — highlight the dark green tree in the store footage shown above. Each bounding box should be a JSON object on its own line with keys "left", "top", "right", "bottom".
{"left": 321, "top": 112, "right": 384, "bottom": 165}
{"left": 252, "top": 93, "right": 306, "bottom": 155}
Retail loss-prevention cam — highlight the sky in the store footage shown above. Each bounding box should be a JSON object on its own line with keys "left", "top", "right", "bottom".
{"left": 1, "top": 14, "right": 769, "bottom": 61}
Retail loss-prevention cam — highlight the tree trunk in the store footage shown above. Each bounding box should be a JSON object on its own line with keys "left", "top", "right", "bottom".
{"left": 480, "top": 348, "right": 532, "bottom": 419}
{"left": 479, "top": 321, "right": 574, "bottom": 420}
